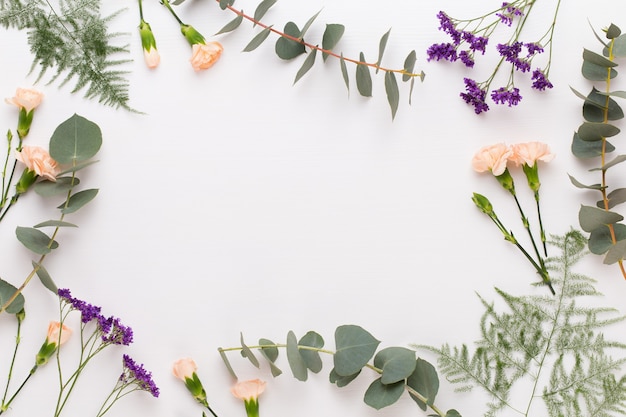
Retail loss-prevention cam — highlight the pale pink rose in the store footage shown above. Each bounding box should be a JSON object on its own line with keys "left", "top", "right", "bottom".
{"left": 509, "top": 142, "right": 555, "bottom": 167}
{"left": 230, "top": 379, "right": 266, "bottom": 401}
{"left": 5, "top": 87, "right": 44, "bottom": 112}
{"left": 144, "top": 48, "right": 161, "bottom": 69}
{"left": 471, "top": 143, "right": 512, "bottom": 176}
{"left": 172, "top": 357, "right": 198, "bottom": 380}
{"left": 190, "top": 42, "right": 224, "bottom": 71}
{"left": 46, "top": 321, "right": 72, "bottom": 346}
{"left": 15, "top": 146, "right": 59, "bottom": 181}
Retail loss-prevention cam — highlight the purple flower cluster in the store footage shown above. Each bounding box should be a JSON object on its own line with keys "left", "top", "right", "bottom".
{"left": 491, "top": 87, "right": 522, "bottom": 106}
{"left": 497, "top": 42, "right": 530, "bottom": 72}
{"left": 531, "top": 69, "right": 553, "bottom": 91}
{"left": 460, "top": 78, "right": 490, "bottom": 114}
{"left": 120, "top": 354, "right": 160, "bottom": 397}
{"left": 58, "top": 288, "right": 133, "bottom": 346}
{"left": 426, "top": 11, "right": 488, "bottom": 68}
{"left": 496, "top": 2, "right": 524, "bottom": 26}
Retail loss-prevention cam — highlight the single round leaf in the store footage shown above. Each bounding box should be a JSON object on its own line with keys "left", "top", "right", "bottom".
{"left": 571, "top": 131, "right": 614, "bottom": 159}
{"left": 579, "top": 205, "right": 624, "bottom": 232}
{"left": 299, "top": 331, "right": 324, "bottom": 373}
{"left": 583, "top": 48, "right": 618, "bottom": 68}
{"left": 577, "top": 122, "right": 620, "bottom": 141}
{"left": 582, "top": 60, "right": 617, "bottom": 81}
{"left": 334, "top": 325, "right": 380, "bottom": 376}
{"left": 286, "top": 330, "right": 308, "bottom": 381}
{"left": 614, "top": 33, "right": 626, "bottom": 57}
{"left": 601, "top": 188, "right": 626, "bottom": 209}
{"left": 604, "top": 239, "right": 626, "bottom": 264}
{"left": 374, "top": 347, "right": 416, "bottom": 384}
{"left": 589, "top": 223, "right": 626, "bottom": 254}
{"left": 329, "top": 367, "right": 360, "bottom": 387}
{"left": 49, "top": 114, "right": 102, "bottom": 164}
{"left": 275, "top": 22, "right": 305, "bottom": 60}
{"left": 406, "top": 358, "right": 439, "bottom": 411}
{"left": 16, "top": 226, "right": 58, "bottom": 255}
{"left": 583, "top": 87, "right": 624, "bottom": 122}
{"left": 0, "top": 278, "right": 25, "bottom": 314}
{"left": 34, "top": 177, "right": 79, "bottom": 197}
{"left": 363, "top": 378, "right": 405, "bottom": 410}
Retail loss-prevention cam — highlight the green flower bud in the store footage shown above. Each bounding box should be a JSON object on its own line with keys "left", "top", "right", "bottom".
{"left": 522, "top": 162, "right": 540, "bottom": 193}
{"left": 495, "top": 168, "right": 516, "bottom": 194}
{"left": 181, "top": 24, "right": 206, "bottom": 46}
{"left": 472, "top": 192, "right": 493, "bottom": 215}
{"left": 15, "top": 168, "right": 37, "bottom": 195}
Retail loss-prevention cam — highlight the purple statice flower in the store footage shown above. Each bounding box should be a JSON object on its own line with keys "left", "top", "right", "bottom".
{"left": 496, "top": 2, "right": 524, "bottom": 26}
{"left": 491, "top": 87, "right": 522, "bottom": 106}
{"left": 120, "top": 354, "right": 160, "bottom": 397}
{"left": 531, "top": 69, "right": 553, "bottom": 90}
{"left": 459, "top": 50, "right": 475, "bottom": 67}
{"left": 436, "top": 11, "right": 462, "bottom": 44}
{"left": 525, "top": 42, "right": 544, "bottom": 56}
{"left": 497, "top": 42, "right": 530, "bottom": 72}
{"left": 426, "top": 43, "right": 458, "bottom": 62}
{"left": 58, "top": 288, "right": 102, "bottom": 323}
{"left": 460, "top": 78, "right": 490, "bottom": 114}
{"left": 101, "top": 317, "right": 134, "bottom": 346}
{"left": 463, "top": 33, "right": 488, "bottom": 54}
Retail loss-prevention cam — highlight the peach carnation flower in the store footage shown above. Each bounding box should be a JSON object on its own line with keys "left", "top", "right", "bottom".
{"left": 231, "top": 379, "right": 266, "bottom": 401}
{"left": 509, "top": 142, "right": 555, "bottom": 167}
{"left": 172, "top": 357, "right": 198, "bottom": 380}
{"left": 46, "top": 321, "right": 72, "bottom": 346}
{"left": 471, "top": 143, "right": 512, "bottom": 176}
{"left": 5, "top": 87, "right": 44, "bottom": 112}
{"left": 15, "top": 146, "right": 59, "bottom": 181}
{"left": 144, "top": 48, "right": 161, "bottom": 69}
{"left": 190, "top": 42, "right": 223, "bottom": 71}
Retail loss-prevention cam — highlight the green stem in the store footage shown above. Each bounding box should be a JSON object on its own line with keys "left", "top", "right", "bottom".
{"left": 0, "top": 365, "right": 38, "bottom": 415}
{"left": 161, "top": 0, "right": 184, "bottom": 25}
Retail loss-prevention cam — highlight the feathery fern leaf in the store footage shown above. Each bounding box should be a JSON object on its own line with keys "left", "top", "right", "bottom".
{"left": 417, "top": 230, "right": 626, "bottom": 417}
{"left": 1, "top": 0, "right": 133, "bottom": 111}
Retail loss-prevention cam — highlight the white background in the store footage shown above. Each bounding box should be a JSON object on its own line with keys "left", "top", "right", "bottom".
{"left": 1, "top": 0, "right": 626, "bottom": 416}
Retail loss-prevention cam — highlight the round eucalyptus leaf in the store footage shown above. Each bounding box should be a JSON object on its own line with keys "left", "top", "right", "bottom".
{"left": 589, "top": 223, "right": 626, "bottom": 255}
{"left": 363, "top": 378, "right": 405, "bottom": 410}
{"left": 275, "top": 22, "right": 305, "bottom": 60}
{"left": 286, "top": 330, "right": 308, "bottom": 381}
{"left": 374, "top": 347, "right": 416, "bottom": 384}
{"left": 0, "top": 278, "right": 25, "bottom": 314}
{"left": 406, "top": 358, "right": 439, "bottom": 411}
{"left": 16, "top": 226, "right": 58, "bottom": 255}
{"left": 579, "top": 205, "right": 623, "bottom": 233}
{"left": 299, "top": 331, "right": 324, "bottom": 373}
{"left": 334, "top": 325, "right": 380, "bottom": 376}
{"left": 34, "top": 177, "right": 79, "bottom": 197}
{"left": 329, "top": 367, "right": 360, "bottom": 387}
{"left": 49, "top": 114, "right": 102, "bottom": 164}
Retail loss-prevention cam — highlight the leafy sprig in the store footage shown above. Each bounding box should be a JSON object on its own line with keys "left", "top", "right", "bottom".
{"left": 0, "top": 0, "right": 133, "bottom": 110}
{"left": 171, "top": 0, "right": 423, "bottom": 119}
{"left": 417, "top": 230, "right": 626, "bottom": 417}
{"left": 569, "top": 23, "right": 626, "bottom": 279}
{"left": 218, "top": 325, "right": 461, "bottom": 416}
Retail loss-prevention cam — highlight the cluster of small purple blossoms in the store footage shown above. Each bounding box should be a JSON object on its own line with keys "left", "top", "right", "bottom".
{"left": 58, "top": 288, "right": 133, "bottom": 346}
{"left": 531, "top": 69, "right": 553, "bottom": 91}
{"left": 426, "top": 11, "right": 488, "bottom": 68}
{"left": 491, "top": 86, "right": 522, "bottom": 106}
{"left": 461, "top": 78, "right": 490, "bottom": 114}
{"left": 496, "top": 2, "right": 524, "bottom": 26}
{"left": 120, "top": 354, "right": 160, "bottom": 397}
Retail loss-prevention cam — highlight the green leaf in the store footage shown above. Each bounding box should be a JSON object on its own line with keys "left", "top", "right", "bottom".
{"left": 582, "top": 87, "right": 624, "bottom": 122}
{"left": 253, "top": 0, "right": 277, "bottom": 26}
{"left": 583, "top": 48, "right": 618, "bottom": 68}
{"left": 298, "top": 331, "right": 324, "bottom": 373}
{"left": 34, "top": 220, "right": 78, "bottom": 228}
{"left": 329, "top": 367, "right": 360, "bottom": 387}
{"left": 373, "top": 347, "right": 416, "bottom": 384}
{"left": 219, "top": 348, "right": 238, "bottom": 379}
{"left": 334, "top": 324, "right": 380, "bottom": 376}
{"left": 0, "top": 278, "right": 25, "bottom": 314}
{"left": 607, "top": 24, "right": 622, "bottom": 39}
{"left": 299, "top": 10, "right": 321, "bottom": 39}
{"left": 259, "top": 338, "right": 283, "bottom": 377}
{"left": 613, "top": 33, "right": 626, "bottom": 57}
{"left": 408, "top": 77, "right": 416, "bottom": 105}
{"left": 356, "top": 53, "right": 372, "bottom": 97}
{"left": 293, "top": 48, "right": 317, "bottom": 85}
{"left": 340, "top": 53, "right": 349, "bottom": 94}
{"left": 243, "top": 26, "right": 273, "bottom": 52}
{"left": 568, "top": 174, "right": 603, "bottom": 190}
{"left": 375, "top": 28, "right": 391, "bottom": 74}
{"left": 215, "top": 14, "right": 243, "bottom": 35}
{"left": 577, "top": 122, "right": 620, "bottom": 141}
{"left": 363, "top": 378, "right": 405, "bottom": 410}
{"left": 571, "top": 132, "right": 614, "bottom": 158}
{"left": 286, "top": 331, "right": 308, "bottom": 381}
{"left": 589, "top": 223, "right": 626, "bottom": 254}
{"left": 582, "top": 60, "right": 617, "bottom": 81}
{"left": 32, "top": 261, "right": 57, "bottom": 293}
{"left": 49, "top": 114, "right": 102, "bottom": 164}
{"left": 603, "top": 90, "right": 626, "bottom": 99}
{"left": 579, "top": 205, "right": 624, "bottom": 232}
{"left": 384, "top": 71, "right": 399, "bottom": 120}
{"left": 59, "top": 188, "right": 98, "bottom": 214}
{"left": 402, "top": 50, "right": 417, "bottom": 82}
{"left": 604, "top": 239, "right": 626, "bottom": 264}
{"left": 240, "top": 333, "right": 260, "bottom": 368}
{"left": 600, "top": 188, "right": 626, "bottom": 209}
{"left": 446, "top": 410, "right": 462, "bottom": 417}
{"left": 34, "top": 177, "right": 79, "bottom": 197}
{"left": 406, "top": 358, "right": 439, "bottom": 410}
{"left": 322, "top": 24, "right": 344, "bottom": 61}
{"left": 275, "top": 22, "right": 305, "bottom": 60}
{"left": 219, "top": 0, "right": 234, "bottom": 10}
{"left": 16, "top": 226, "right": 58, "bottom": 255}
{"left": 601, "top": 154, "right": 626, "bottom": 171}
{"left": 57, "top": 160, "right": 99, "bottom": 176}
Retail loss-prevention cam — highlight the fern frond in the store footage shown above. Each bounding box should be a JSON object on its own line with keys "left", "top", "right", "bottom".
{"left": 1, "top": 0, "right": 134, "bottom": 111}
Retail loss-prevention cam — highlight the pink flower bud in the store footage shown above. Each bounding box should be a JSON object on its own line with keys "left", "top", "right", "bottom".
{"left": 46, "top": 321, "right": 72, "bottom": 346}
{"left": 172, "top": 357, "right": 198, "bottom": 380}
{"left": 144, "top": 48, "right": 161, "bottom": 69}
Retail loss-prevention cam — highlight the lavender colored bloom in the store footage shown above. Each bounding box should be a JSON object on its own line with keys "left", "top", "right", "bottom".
{"left": 497, "top": 42, "right": 530, "bottom": 72}
{"left": 58, "top": 288, "right": 102, "bottom": 323}
{"left": 426, "top": 43, "right": 458, "bottom": 62}
{"left": 460, "top": 78, "right": 490, "bottom": 114}
{"left": 101, "top": 317, "right": 134, "bottom": 346}
{"left": 531, "top": 69, "right": 553, "bottom": 90}
{"left": 496, "top": 2, "right": 524, "bottom": 26}
{"left": 120, "top": 355, "right": 160, "bottom": 397}
{"left": 465, "top": 33, "right": 488, "bottom": 54}
{"left": 436, "top": 11, "right": 462, "bottom": 44}
{"left": 525, "top": 42, "right": 544, "bottom": 56}
{"left": 491, "top": 87, "right": 522, "bottom": 106}
{"left": 459, "top": 50, "right": 475, "bottom": 68}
